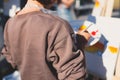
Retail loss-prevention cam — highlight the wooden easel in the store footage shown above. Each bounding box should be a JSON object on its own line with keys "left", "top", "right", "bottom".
{"left": 113, "top": 47, "right": 120, "bottom": 80}
{"left": 100, "top": 0, "right": 120, "bottom": 79}
{"left": 91, "top": 0, "right": 120, "bottom": 80}
{"left": 104, "top": 0, "right": 114, "bottom": 17}
{"left": 92, "top": 0, "right": 114, "bottom": 17}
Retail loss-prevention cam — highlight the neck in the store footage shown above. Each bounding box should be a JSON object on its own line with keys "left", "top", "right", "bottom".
{"left": 16, "top": 0, "right": 44, "bottom": 16}
{"left": 26, "top": 0, "right": 44, "bottom": 8}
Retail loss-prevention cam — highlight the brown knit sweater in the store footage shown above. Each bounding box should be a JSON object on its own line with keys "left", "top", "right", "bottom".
{"left": 2, "top": 11, "right": 86, "bottom": 80}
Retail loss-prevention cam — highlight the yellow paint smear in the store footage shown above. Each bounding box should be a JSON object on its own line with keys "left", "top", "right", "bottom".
{"left": 108, "top": 46, "right": 118, "bottom": 54}
{"left": 95, "top": 0, "right": 100, "bottom": 7}
{"left": 79, "top": 25, "right": 87, "bottom": 31}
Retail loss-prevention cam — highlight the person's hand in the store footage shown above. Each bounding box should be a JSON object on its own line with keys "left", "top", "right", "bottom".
{"left": 77, "top": 30, "right": 91, "bottom": 41}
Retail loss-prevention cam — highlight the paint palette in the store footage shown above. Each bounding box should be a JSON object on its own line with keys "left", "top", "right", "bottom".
{"left": 79, "top": 21, "right": 102, "bottom": 46}
{"left": 87, "top": 24, "right": 101, "bottom": 46}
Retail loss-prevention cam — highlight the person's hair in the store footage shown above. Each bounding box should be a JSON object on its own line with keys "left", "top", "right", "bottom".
{"left": 36, "top": 0, "right": 56, "bottom": 8}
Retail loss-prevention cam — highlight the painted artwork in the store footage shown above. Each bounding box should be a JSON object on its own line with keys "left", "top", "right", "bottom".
{"left": 70, "top": 16, "right": 120, "bottom": 79}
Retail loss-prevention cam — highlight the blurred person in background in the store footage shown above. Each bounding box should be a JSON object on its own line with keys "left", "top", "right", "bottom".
{"left": 57, "top": 0, "right": 76, "bottom": 22}
{"left": 1, "top": 0, "right": 91, "bottom": 80}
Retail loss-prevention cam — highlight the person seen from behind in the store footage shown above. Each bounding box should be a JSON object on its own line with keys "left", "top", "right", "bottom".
{"left": 1, "top": 0, "right": 91, "bottom": 80}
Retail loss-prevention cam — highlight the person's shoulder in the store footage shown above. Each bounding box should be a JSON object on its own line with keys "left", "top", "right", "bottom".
{"left": 49, "top": 14, "right": 74, "bottom": 34}
{"left": 51, "top": 15, "right": 69, "bottom": 25}
{"left": 4, "top": 17, "right": 13, "bottom": 27}
{"left": 37, "top": 11, "right": 71, "bottom": 28}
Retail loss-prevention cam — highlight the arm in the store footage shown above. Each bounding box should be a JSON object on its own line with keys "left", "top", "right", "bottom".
{"left": 47, "top": 21, "right": 90, "bottom": 80}
{"left": 1, "top": 20, "right": 16, "bottom": 68}
{"left": 76, "top": 30, "right": 91, "bottom": 50}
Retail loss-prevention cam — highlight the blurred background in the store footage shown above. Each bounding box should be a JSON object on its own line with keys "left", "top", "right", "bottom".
{"left": 0, "top": 0, "right": 120, "bottom": 27}
{"left": 0, "top": 0, "right": 120, "bottom": 80}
